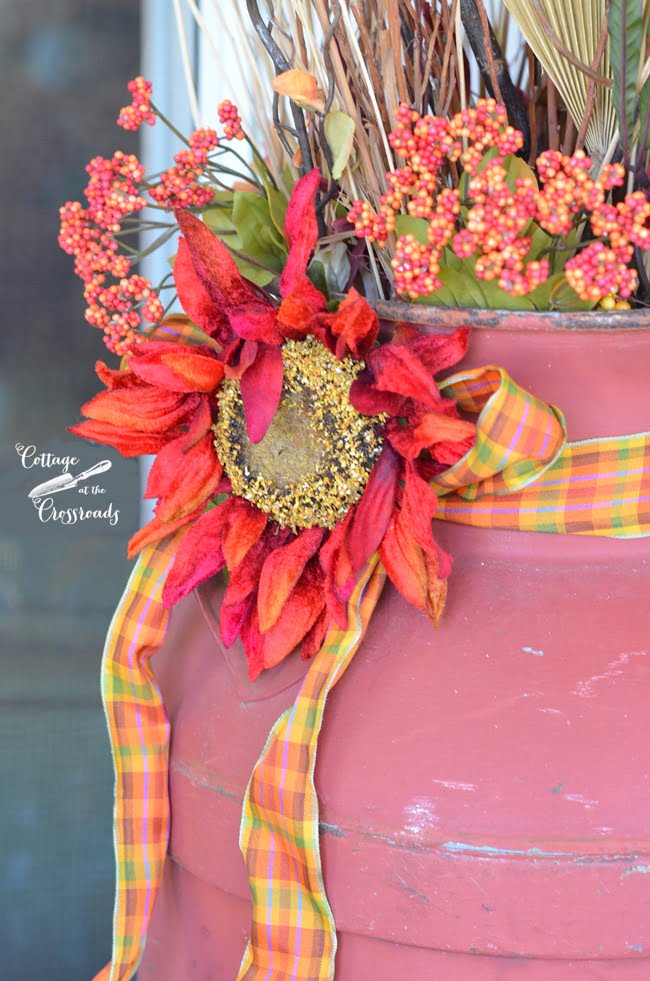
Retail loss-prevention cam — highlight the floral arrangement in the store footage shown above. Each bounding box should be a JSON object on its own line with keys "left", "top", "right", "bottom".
{"left": 70, "top": 168, "right": 473, "bottom": 679}
{"left": 61, "top": 0, "right": 650, "bottom": 678}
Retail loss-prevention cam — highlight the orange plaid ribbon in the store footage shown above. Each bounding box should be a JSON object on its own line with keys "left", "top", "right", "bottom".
{"left": 92, "top": 366, "right": 650, "bottom": 981}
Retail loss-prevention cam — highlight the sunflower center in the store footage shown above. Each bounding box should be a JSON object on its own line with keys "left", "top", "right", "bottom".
{"left": 214, "top": 336, "right": 385, "bottom": 530}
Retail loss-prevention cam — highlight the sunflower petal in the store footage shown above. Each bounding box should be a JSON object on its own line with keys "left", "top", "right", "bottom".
{"left": 162, "top": 502, "right": 230, "bottom": 606}
{"left": 319, "top": 511, "right": 355, "bottom": 628}
{"left": 279, "top": 169, "right": 326, "bottom": 314}
{"left": 240, "top": 343, "right": 284, "bottom": 443}
{"left": 314, "top": 288, "right": 379, "bottom": 360}
{"left": 146, "top": 432, "right": 223, "bottom": 522}
{"left": 220, "top": 594, "right": 255, "bottom": 648}
{"left": 301, "top": 605, "right": 330, "bottom": 660}
{"left": 249, "top": 561, "right": 326, "bottom": 675}
{"left": 128, "top": 342, "right": 225, "bottom": 393}
{"left": 221, "top": 498, "right": 267, "bottom": 569}
{"left": 173, "top": 237, "right": 234, "bottom": 344}
{"left": 225, "top": 527, "right": 292, "bottom": 607}
{"left": 175, "top": 210, "right": 268, "bottom": 312}
{"left": 127, "top": 508, "right": 203, "bottom": 559}
{"left": 95, "top": 360, "right": 139, "bottom": 390}
{"left": 257, "top": 526, "right": 325, "bottom": 632}
{"left": 69, "top": 420, "right": 170, "bottom": 457}
{"left": 406, "top": 325, "right": 470, "bottom": 374}
{"left": 346, "top": 444, "right": 400, "bottom": 577}
{"left": 367, "top": 344, "right": 442, "bottom": 406}
{"left": 387, "top": 412, "right": 475, "bottom": 459}
{"left": 228, "top": 307, "right": 284, "bottom": 344}
{"left": 79, "top": 383, "right": 195, "bottom": 433}
{"left": 379, "top": 466, "right": 450, "bottom": 626}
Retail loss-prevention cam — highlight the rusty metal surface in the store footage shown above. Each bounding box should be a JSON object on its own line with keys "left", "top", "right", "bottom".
{"left": 372, "top": 301, "right": 650, "bottom": 333}
{"left": 142, "top": 314, "right": 650, "bottom": 978}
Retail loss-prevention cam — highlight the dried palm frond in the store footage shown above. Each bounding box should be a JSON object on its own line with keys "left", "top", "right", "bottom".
{"left": 502, "top": 0, "right": 617, "bottom": 166}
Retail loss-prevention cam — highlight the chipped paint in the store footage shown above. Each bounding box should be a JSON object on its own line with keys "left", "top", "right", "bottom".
{"left": 574, "top": 650, "right": 649, "bottom": 698}
{"left": 626, "top": 943, "right": 645, "bottom": 952}
{"left": 442, "top": 841, "right": 574, "bottom": 858}
{"left": 564, "top": 793, "right": 597, "bottom": 807}
{"left": 430, "top": 778, "right": 476, "bottom": 791}
{"left": 403, "top": 797, "right": 438, "bottom": 835}
{"left": 521, "top": 646, "right": 544, "bottom": 656}
{"left": 623, "top": 864, "right": 650, "bottom": 876}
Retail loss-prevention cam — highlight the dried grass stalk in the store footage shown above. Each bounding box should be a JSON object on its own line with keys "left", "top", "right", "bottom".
{"left": 503, "top": 0, "right": 617, "bottom": 165}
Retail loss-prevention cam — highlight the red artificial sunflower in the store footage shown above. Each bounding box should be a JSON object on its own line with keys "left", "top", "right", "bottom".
{"left": 72, "top": 169, "right": 475, "bottom": 679}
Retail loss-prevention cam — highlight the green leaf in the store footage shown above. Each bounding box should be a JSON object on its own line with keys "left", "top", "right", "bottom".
{"left": 609, "top": 0, "right": 646, "bottom": 149}
{"left": 415, "top": 269, "right": 487, "bottom": 308}
{"left": 415, "top": 264, "right": 535, "bottom": 310}
{"left": 394, "top": 214, "right": 429, "bottom": 244}
{"left": 233, "top": 190, "right": 285, "bottom": 254}
{"left": 543, "top": 274, "right": 597, "bottom": 311}
{"left": 307, "top": 259, "right": 329, "bottom": 297}
{"left": 202, "top": 192, "right": 279, "bottom": 288}
{"left": 324, "top": 111, "right": 356, "bottom": 179}
{"left": 256, "top": 166, "right": 290, "bottom": 239}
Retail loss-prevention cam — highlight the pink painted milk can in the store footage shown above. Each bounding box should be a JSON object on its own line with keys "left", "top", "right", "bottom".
{"left": 140, "top": 308, "right": 650, "bottom": 980}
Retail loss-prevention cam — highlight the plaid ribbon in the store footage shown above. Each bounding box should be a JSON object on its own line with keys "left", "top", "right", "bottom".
{"left": 435, "top": 366, "right": 650, "bottom": 537}
{"left": 236, "top": 557, "right": 386, "bottom": 981}
{"left": 93, "top": 365, "right": 650, "bottom": 981}
{"left": 92, "top": 531, "right": 185, "bottom": 981}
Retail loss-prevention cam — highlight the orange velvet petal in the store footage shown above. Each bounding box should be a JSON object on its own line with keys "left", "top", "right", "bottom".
{"left": 95, "top": 360, "right": 139, "bottom": 390}
{"left": 315, "top": 288, "right": 379, "bottom": 360}
{"left": 127, "top": 508, "right": 201, "bottom": 559}
{"left": 173, "top": 237, "right": 234, "bottom": 344}
{"left": 368, "top": 343, "right": 441, "bottom": 407}
{"left": 301, "top": 605, "right": 330, "bottom": 660}
{"left": 279, "top": 169, "right": 326, "bottom": 316}
{"left": 69, "top": 420, "right": 170, "bottom": 457}
{"left": 319, "top": 511, "right": 355, "bottom": 628}
{"left": 222, "top": 498, "right": 268, "bottom": 570}
{"left": 379, "top": 516, "right": 447, "bottom": 627}
{"left": 175, "top": 210, "right": 267, "bottom": 314}
{"left": 240, "top": 343, "right": 284, "bottom": 444}
{"left": 162, "top": 502, "right": 231, "bottom": 606}
{"left": 147, "top": 433, "right": 223, "bottom": 523}
{"left": 79, "top": 385, "right": 195, "bottom": 433}
{"left": 387, "top": 412, "right": 476, "bottom": 459}
{"left": 256, "top": 561, "right": 326, "bottom": 674}
{"left": 224, "top": 527, "right": 292, "bottom": 608}
{"left": 257, "top": 526, "right": 324, "bottom": 632}
{"left": 128, "top": 342, "right": 225, "bottom": 393}
{"left": 346, "top": 444, "right": 400, "bottom": 578}
{"left": 276, "top": 293, "right": 317, "bottom": 339}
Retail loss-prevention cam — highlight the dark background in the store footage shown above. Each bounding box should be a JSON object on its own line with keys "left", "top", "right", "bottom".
{"left": 1, "top": 2, "right": 142, "bottom": 978}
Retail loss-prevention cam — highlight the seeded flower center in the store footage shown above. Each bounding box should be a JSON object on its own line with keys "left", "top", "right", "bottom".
{"left": 214, "top": 336, "right": 385, "bottom": 530}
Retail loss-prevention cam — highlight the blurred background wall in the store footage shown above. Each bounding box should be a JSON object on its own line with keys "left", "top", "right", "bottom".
{"left": 0, "top": 3, "right": 141, "bottom": 978}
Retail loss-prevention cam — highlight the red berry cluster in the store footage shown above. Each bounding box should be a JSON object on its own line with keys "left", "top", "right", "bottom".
{"left": 348, "top": 99, "right": 648, "bottom": 305}
{"left": 565, "top": 242, "right": 638, "bottom": 303}
{"left": 218, "top": 100, "right": 244, "bottom": 140}
{"left": 117, "top": 76, "right": 156, "bottom": 131}
{"left": 60, "top": 80, "right": 249, "bottom": 353}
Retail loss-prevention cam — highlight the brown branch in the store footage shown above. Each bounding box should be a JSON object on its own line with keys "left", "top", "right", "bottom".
{"left": 460, "top": 0, "right": 530, "bottom": 157}
{"left": 547, "top": 74, "right": 559, "bottom": 151}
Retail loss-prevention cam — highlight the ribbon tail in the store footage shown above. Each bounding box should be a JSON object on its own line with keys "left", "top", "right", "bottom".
{"left": 91, "top": 531, "right": 185, "bottom": 981}
{"left": 237, "top": 555, "right": 387, "bottom": 981}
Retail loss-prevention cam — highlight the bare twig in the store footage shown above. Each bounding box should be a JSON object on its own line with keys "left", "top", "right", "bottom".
{"left": 246, "top": 0, "right": 315, "bottom": 176}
